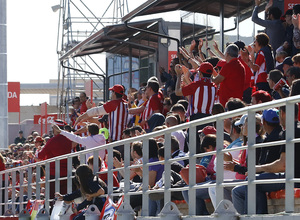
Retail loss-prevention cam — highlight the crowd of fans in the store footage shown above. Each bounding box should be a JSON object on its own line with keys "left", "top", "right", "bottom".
{"left": 2, "top": 0, "right": 300, "bottom": 217}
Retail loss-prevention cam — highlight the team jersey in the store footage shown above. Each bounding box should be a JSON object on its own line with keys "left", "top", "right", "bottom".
{"left": 182, "top": 77, "right": 217, "bottom": 116}
{"left": 254, "top": 50, "right": 268, "bottom": 84}
{"left": 103, "top": 99, "right": 128, "bottom": 141}
{"left": 140, "top": 93, "right": 163, "bottom": 130}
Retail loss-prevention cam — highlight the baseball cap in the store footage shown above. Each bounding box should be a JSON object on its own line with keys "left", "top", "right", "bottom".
{"left": 282, "top": 57, "right": 293, "bottom": 66}
{"left": 216, "top": 59, "right": 227, "bottom": 68}
{"left": 198, "top": 126, "right": 217, "bottom": 135}
{"left": 54, "top": 119, "right": 68, "bottom": 129}
{"left": 234, "top": 114, "right": 248, "bottom": 126}
{"left": 198, "top": 62, "right": 213, "bottom": 75}
{"left": 109, "top": 84, "right": 124, "bottom": 95}
{"left": 34, "top": 136, "right": 44, "bottom": 143}
{"left": 262, "top": 108, "right": 279, "bottom": 123}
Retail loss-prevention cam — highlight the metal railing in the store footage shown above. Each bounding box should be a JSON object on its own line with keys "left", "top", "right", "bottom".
{"left": 1, "top": 95, "right": 300, "bottom": 218}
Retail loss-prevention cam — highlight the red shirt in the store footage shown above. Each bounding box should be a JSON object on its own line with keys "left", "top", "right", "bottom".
{"left": 182, "top": 77, "right": 217, "bottom": 115}
{"left": 239, "top": 57, "right": 253, "bottom": 91}
{"left": 218, "top": 58, "right": 245, "bottom": 107}
{"left": 80, "top": 101, "right": 88, "bottom": 114}
{"left": 141, "top": 93, "right": 163, "bottom": 130}
{"left": 103, "top": 99, "right": 128, "bottom": 141}
{"left": 37, "top": 134, "right": 72, "bottom": 177}
{"left": 254, "top": 51, "right": 268, "bottom": 84}
{"left": 0, "top": 158, "right": 5, "bottom": 181}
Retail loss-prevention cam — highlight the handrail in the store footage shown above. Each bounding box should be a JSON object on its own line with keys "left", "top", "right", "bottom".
{"left": 1, "top": 95, "right": 300, "bottom": 217}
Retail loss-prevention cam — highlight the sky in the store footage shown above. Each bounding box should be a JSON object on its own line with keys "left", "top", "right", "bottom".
{"left": 6, "top": 0, "right": 263, "bottom": 106}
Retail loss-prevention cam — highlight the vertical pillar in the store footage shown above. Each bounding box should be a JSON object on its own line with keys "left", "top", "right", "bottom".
{"left": 0, "top": 0, "right": 8, "bottom": 149}
{"left": 220, "top": 1, "right": 224, "bottom": 52}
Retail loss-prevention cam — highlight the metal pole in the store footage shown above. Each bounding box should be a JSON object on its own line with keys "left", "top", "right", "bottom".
{"left": 220, "top": 1, "right": 224, "bottom": 52}
{"left": 0, "top": 0, "right": 8, "bottom": 149}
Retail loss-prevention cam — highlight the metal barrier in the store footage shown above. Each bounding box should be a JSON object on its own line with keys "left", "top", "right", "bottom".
{"left": 1, "top": 95, "right": 300, "bottom": 219}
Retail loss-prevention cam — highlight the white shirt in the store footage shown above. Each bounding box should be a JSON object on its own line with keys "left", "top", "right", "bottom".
{"left": 60, "top": 130, "right": 106, "bottom": 160}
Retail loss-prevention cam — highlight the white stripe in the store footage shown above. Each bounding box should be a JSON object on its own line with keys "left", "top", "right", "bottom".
{"left": 117, "top": 103, "right": 123, "bottom": 140}
{"left": 201, "top": 86, "right": 208, "bottom": 113}
{"left": 193, "top": 87, "right": 200, "bottom": 114}
{"left": 209, "top": 87, "right": 216, "bottom": 114}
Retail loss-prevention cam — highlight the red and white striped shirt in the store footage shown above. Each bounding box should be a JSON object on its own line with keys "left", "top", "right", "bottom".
{"left": 140, "top": 93, "right": 163, "bottom": 130}
{"left": 254, "top": 51, "right": 268, "bottom": 84}
{"left": 182, "top": 77, "right": 217, "bottom": 116}
{"left": 103, "top": 99, "right": 128, "bottom": 141}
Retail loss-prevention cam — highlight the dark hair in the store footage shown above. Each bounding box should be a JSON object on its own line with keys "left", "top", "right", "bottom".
{"left": 75, "top": 164, "right": 106, "bottom": 195}
{"left": 170, "top": 103, "right": 186, "bottom": 113}
{"left": 269, "top": 69, "right": 283, "bottom": 83}
{"left": 212, "top": 103, "right": 225, "bottom": 115}
{"left": 80, "top": 92, "right": 87, "bottom": 97}
{"left": 279, "top": 104, "right": 299, "bottom": 119}
{"left": 123, "top": 128, "right": 131, "bottom": 137}
{"left": 225, "top": 98, "right": 246, "bottom": 111}
{"left": 72, "top": 97, "right": 80, "bottom": 104}
{"left": 170, "top": 92, "right": 181, "bottom": 105}
{"left": 115, "top": 92, "right": 123, "bottom": 99}
{"left": 131, "top": 125, "right": 144, "bottom": 133}
{"left": 164, "top": 97, "right": 172, "bottom": 106}
{"left": 205, "top": 56, "right": 220, "bottom": 67}
{"left": 64, "top": 125, "right": 72, "bottom": 132}
{"left": 286, "top": 66, "right": 300, "bottom": 79}
{"left": 256, "top": 33, "right": 272, "bottom": 51}
{"left": 147, "top": 81, "right": 159, "bottom": 93}
{"left": 201, "top": 134, "right": 216, "bottom": 152}
{"left": 87, "top": 156, "right": 102, "bottom": 169}
{"left": 148, "top": 138, "right": 159, "bottom": 159}
{"left": 170, "top": 136, "right": 180, "bottom": 152}
{"left": 88, "top": 123, "right": 99, "bottom": 136}
{"left": 291, "top": 79, "right": 300, "bottom": 96}
{"left": 132, "top": 142, "right": 143, "bottom": 157}
{"left": 113, "top": 149, "right": 122, "bottom": 162}
{"left": 269, "top": 7, "right": 282, "bottom": 19}
{"left": 158, "top": 147, "right": 164, "bottom": 158}
{"left": 293, "top": 4, "right": 300, "bottom": 15}
{"left": 177, "top": 100, "right": 188, "bottom": 112}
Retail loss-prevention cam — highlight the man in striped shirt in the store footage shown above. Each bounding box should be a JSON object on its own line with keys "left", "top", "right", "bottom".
{"left": 175, "top": 62, "right": 217, "bottom": 128}
{"left": 74, "top": 84, "right": 128, "bottom": 142}
{"left": 128, "top": 77, "right": 164, "bottom": 132}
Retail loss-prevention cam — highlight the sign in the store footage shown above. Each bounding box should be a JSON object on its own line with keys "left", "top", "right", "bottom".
{"left": 34, "top": 114, "right": 58, "bottom": 125}
{"left": 8, "top": 82, "right": 20, "bottom": 113}
{"left": 284, "top": 0, "right": 300, "bottom": 12}
{"left": 168, "top": 51, "right": 177, "bottom": 71}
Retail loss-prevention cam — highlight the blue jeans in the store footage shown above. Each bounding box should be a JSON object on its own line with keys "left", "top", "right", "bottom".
{"left": 232, "top": 173, "right": 285, "bottom": 214}
{"left": 149, "top": 199, "right": 161, "bottom": 216}
{"left": 181, "top": 181, "right": 213, "bottom": 215}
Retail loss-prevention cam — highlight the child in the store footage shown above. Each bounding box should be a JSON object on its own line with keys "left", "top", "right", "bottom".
{"left": 55, "top": 164, "right": 107, "bottom": 220}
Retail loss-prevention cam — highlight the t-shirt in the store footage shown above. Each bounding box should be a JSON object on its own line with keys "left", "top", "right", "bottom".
{"left": 141, "top": 93, "right": 163, "bottom": 130}
{"left": 182, "top": 77, "right": 216, "bottom": 115}
{"left": 239, "top": 56, "right": 253, "bottom": 90}
{"left": 218, "top": 58, "right": 245, "bottom": 107}
{"left": 103, "top": 99, "right": 128, "bottom": 141}
{"left": 37, "top": 134, "right": 73, "bottom": 177}
{"left": 80, "top": 101, "right": 88, "bottom": 114}
{"left": 254, "top": 50, "right": 268, "bottom": 84}
{"left": 149, "top": 157, "right": 164, "bottom": 183}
